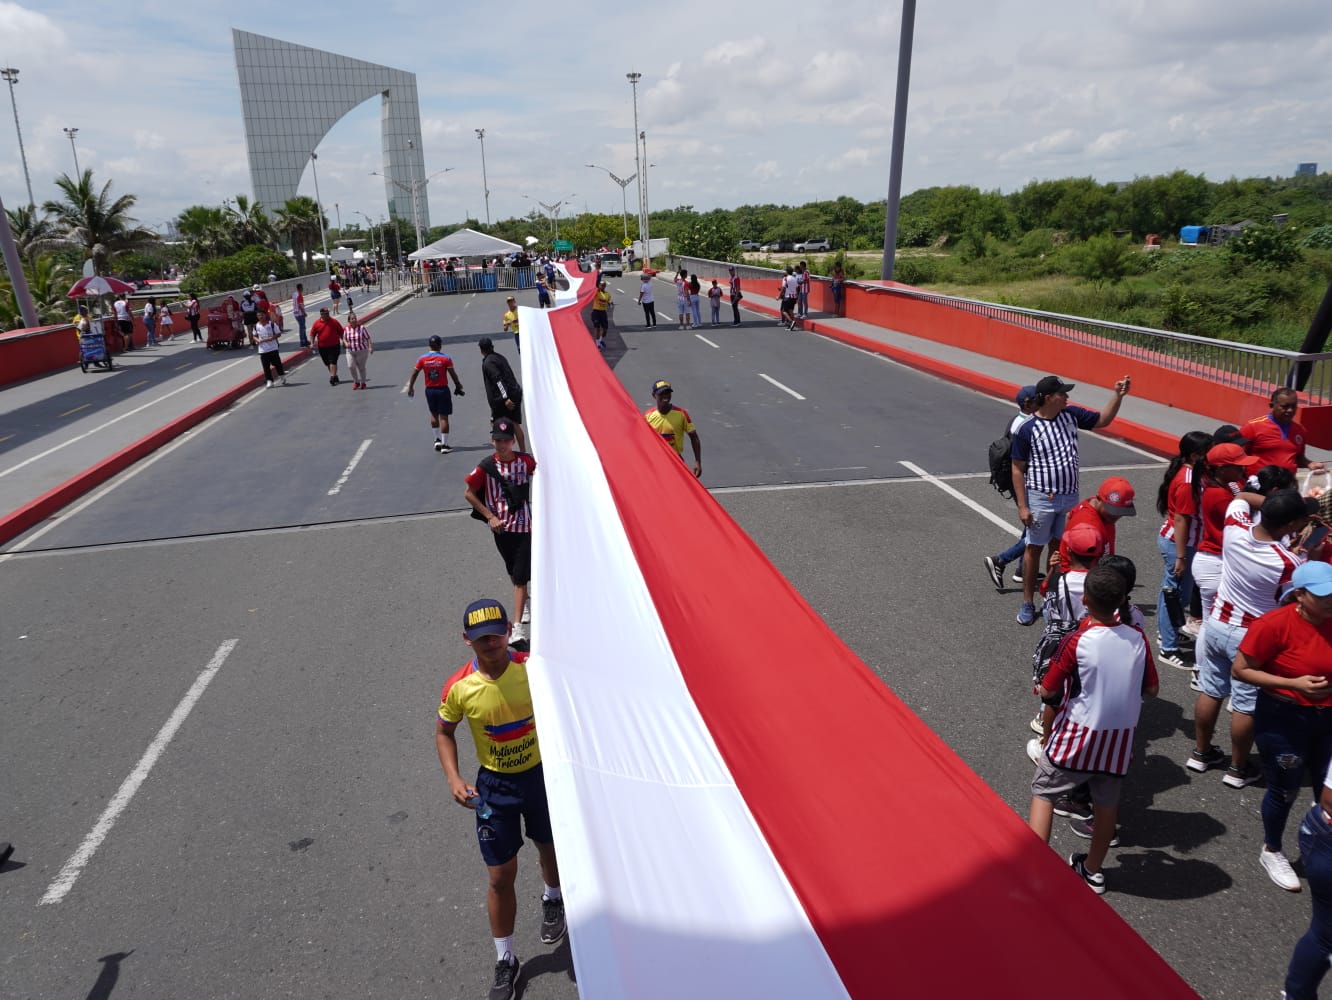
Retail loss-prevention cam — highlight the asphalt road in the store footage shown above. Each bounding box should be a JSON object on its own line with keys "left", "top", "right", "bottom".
{"left": 0, "top": 277, "right": 1306, "bottom": 998}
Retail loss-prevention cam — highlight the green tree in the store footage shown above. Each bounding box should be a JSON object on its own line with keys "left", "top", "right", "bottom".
{"left": 1228, "top": 222, "right": 1302, "bottom": 271}
{"left": 225, "top": 195, "right": 277, "bottom": 248}
{"left": 41, "top": 169, "right": 159, "bottom": 275}
{"left": 179, "top": 245, "right": 293, "bottom": 295}
{"left": 0, "top": 253, "right": 76, "bottom": 328}
{"left": 672, "top": 212, "right": 738, "bottom": 262}
{"left": 4, "top": 203, "right": 59, "bottom": 265}
{"left": 273, "top": 196, "right": 326, "bottom": 271}
{"left": 1067, "top": 234, "right": 1136, "bottom": 285}
{"left": 176, "top": 204, "right": 235, "bottom": 262}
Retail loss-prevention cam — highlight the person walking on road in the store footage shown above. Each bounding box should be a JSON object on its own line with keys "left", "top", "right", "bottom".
{"left": 142, "top": 297, "right": 159, "bottom": 346}
{"left": 728, "top": 265, "right": 743, "bottom": 326}
{"left": 328, "top": 276, "right": 342, "bottom": 315}
{"left": 502, "top": 296, "right": 521, "bottom": 353}
{"left": 644, "top": 379, "right": 702, "bottom": 479}
{"left": 464, "top": 419, "right": 537, "bottom": 648}
{"left": 779, "top": 268, "right": 800, "bottom": 329}
{"left": 688, "top": 272, "right": 703, "bottom": 328}
{"left": 113, "top": 292, "right": 135, "bottom": 351}
{"left": 435, "top": 597, "right": 565, "bottom": 1000}
{"left": 253, "top": 308, "right": 288, "bottom": 388}
{"left": 406, "top": 335, "right": 465, "bottom": 452}
{"left": 158, "top": 302, "right": 174, "bottom": 341}
{"left": 591, "top": 281, "right": 611, "bottom": 350}
{"left": 480, "top": 337, "right": 526, "bottom": 452}
{"left": 292, "top": 282, "right": 309, "bottom": 347}
{"left": 708, "top": 279, "right": 723, "bottom": 326}
{"left": 311, "top": 307, "right": 344, "bottom": 385}
{"left": 186, "top": 292, "right": 202, "bottom": 342}
{"left": 341, "top": 310, "right": 374, "bottom": 389}
{"left": 637, "top": 272, "right": 657, "bottom": 328}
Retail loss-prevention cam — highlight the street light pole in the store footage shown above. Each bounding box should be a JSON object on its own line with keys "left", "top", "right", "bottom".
{"left": 406, "top": 139, "right": 424, "bottom": 257}
{"left": 1, "top": 68, "right": 33, "bottom": 206}
{"left": 63, "top": 127, "right": 80, "bottom": 177}
{"left": 586, "top": 164, "right": 637, "bottom": 242}
{"left": 473, "top": 128, "right": 491, "bottom": 226}
{"left": 640, "top": 131, "right": 651, "bottom": 266}
{"left": 309, "top": 151, "right": 331, "bottom": 273}
{"left": 626, "top": 72, "right": 644, "bottom": 258}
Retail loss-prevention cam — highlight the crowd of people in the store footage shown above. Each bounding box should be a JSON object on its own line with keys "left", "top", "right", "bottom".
{"left": 989, "top": 377, "right": 1332, "bottom": 998}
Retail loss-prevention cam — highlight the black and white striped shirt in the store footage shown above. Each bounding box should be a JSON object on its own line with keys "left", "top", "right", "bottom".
{"left": 1011, "top": 405, "right": 1099, "bottom": 496}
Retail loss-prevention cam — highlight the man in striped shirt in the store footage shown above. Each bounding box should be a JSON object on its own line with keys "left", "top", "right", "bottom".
{"left": 1188, "top": 487, "right": 1310, "bottom": 790}
{"left": 1010, "top": 374, "right": 1131, "bottom": 625}
{"left": 464, "top": 418, "right": 537, "bottom": 649}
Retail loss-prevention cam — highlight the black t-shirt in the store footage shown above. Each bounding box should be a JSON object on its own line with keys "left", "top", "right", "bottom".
{"left": 482, "top": 352, "right": 523, "bottom": 406}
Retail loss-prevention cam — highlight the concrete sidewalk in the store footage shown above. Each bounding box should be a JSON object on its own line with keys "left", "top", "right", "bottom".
{"left": 0, "top": 283, "right": 415, "bottom": 546}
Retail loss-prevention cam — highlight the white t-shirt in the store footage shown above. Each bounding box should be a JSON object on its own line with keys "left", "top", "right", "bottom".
{"left": 781, "top": 275, "right": 800, "bottom": 297}
{"left": 142, "top": 302, "right": 155, "bottom": 320}
{"left": 1212, "top": 497, "right": 1303, "bottom": 627}
{"left": 113, "top": 299, "right": 131, "bottom": 321}
{"left": 638, "top": 281, "right": 654, "bottom": 304}
{"left": 254, "top": 321, "right": 280, "bottom": 354}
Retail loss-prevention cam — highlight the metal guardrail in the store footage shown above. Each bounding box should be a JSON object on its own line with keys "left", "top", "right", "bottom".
{"left": 671, "top": 254, "right": 1332, "bottom": 404}
{"left": 422, "top": 266, "right": 538, "bottom": 295}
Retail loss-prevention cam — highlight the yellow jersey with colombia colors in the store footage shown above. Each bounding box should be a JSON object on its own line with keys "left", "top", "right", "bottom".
{"left": 644, "top": 406, "right": 695, "bottom": 456}
{"left": 438, "top": 657, "right": 541, "bottom": 773}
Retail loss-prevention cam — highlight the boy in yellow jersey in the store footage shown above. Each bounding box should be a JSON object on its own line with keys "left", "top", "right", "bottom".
{"left": 644, "top": 379, "right": 702, "bottom": 478}
{"left": 436, "top": 598, "right": 564, "bottom": 1000}
{"left": 501, "top": 296, "right": 520, "bottom": 353}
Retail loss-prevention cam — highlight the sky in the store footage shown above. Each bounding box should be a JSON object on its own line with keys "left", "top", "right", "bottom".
{"left": 2, "top": 0, "right": 1331, "bottom": 237}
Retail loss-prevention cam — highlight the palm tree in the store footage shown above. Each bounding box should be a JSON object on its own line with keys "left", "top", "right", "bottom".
{"left": 274, "top": 196, "right": 325, "bottom": 272}
{"left": 0, "top": 253, "right": 75, "bottom": 329}
{"left": 42, "top": 169, "right": 159, "bottom": 275}
{"left": 176, "top": 204, "right": 235, "bottom": 262}
{"left": 5, "top": 203, "right": 59, "bottom": 265}
{"left": 225, "top": 194, "right": 277, "bottom": 248}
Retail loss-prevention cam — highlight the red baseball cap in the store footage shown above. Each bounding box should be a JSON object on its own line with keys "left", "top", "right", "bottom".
{"left": 1063, "top": 523, "right": 1104, "bottom": 559}
{"left": 1096, "top": 477, "right": 1137, "bottom": 516}
{"left": 1207, "top": 442, "right": 1261, "bottom": 469}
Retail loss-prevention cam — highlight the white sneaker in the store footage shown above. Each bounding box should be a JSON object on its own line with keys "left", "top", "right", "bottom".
{"left": 1029, "top": 712, "right": 1045, "bottom": 736}
{"left": 510, "top": 621, "right": 529, "bottom": 643}
{"left": 1260, "top": 848, "right": 1301, "bottom": 892}
{"left": 520, "top": 604, "right": 531, "bottom": 625}
{"left": 1026, "top": 737, "right": 1042, "bottom": 764}
{"left": 265, "top": 380, "right": 273, "bottom": 389}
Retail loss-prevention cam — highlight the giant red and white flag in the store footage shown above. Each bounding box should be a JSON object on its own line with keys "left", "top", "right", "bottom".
{"left": 519, "top": 275, "right": 1197, "bottom": 998}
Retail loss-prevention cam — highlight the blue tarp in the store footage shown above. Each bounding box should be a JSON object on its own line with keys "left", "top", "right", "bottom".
{"left": 1180, "top": 225, "right": 1209, "bottom": 245}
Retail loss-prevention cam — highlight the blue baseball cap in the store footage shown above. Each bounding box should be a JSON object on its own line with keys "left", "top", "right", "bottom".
{"left": 463, "top": 598, "right": 510, "bottom": 639}
{"left": 1015, "top": 385, "right": 1037, "bottom": 406}
{"left": 652, "top": 379, "right": 673, "bottom": 396}
{"left": 1291, "top": 561, "right": 1332, "bottom": 598}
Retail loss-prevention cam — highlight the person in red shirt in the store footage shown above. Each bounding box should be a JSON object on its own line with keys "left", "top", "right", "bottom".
{"left": 1057, "top": 476, "right": 1137, "bottom": 569}
{"left": 406, "top": 335, "right": 465, "bottom": 452}
{"left": 1234, "top": 561, "right": 1332, "bottom": 893}
{"left": 1245, "top": 388, "right": 1327, "bottom": 474}
{"left": 310, "top": 307, "right": 344, "bottom": 385}
{"left": 1154, "top": 431, "right": 1212, "bottom": 669}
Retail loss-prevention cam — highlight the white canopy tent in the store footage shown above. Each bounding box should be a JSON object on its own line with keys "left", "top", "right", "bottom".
{"left": 409, "top": 228, "right": 523, "bottom": 261}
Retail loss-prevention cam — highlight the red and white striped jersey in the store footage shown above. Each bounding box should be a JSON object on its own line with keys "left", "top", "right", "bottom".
{"left": 1211, "top": 498, "right": 1302, "bottom": 627}
{"left": 1044, "top": 620, "right": 1157, "bottom": 776}
{"left": 1158, "top": 466, "right": 1202, "bottom": 548}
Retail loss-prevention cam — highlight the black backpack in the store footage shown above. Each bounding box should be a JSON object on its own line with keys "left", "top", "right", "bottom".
{"left": 988, "top": 425, "right": 1015, "bottom": 498}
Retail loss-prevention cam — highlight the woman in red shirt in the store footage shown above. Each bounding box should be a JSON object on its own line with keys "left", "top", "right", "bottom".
{"left": 1192, "top": 443, "right": 1264, "bottom": 648}
{"left": 1235, "top": 561, "right": 1332, "bottom": 894}
{"left": 1155, "top": 431, "right": 1212, "bottom": 668}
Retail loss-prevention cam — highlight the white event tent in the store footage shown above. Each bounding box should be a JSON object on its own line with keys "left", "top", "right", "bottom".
{"left": 408, "top": 228, "right": 523, "bottom": 261}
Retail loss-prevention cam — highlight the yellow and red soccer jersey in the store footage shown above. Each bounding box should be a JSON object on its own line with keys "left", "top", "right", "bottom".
{"left": 438, "top": 654, "right": 540, "bottom": 773}
{"left": 644, "top": 406, "right": 695, "bottom": 456}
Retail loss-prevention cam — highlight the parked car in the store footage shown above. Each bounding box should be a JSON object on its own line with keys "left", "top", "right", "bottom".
{"left": 737, "top": 240, "right": 761, "bottom": 250}
{"left": 794, "top": 237, "right": 832, "bottom": 252}
{"left": 599, "top": 252, "right": 624, "bottom": 277}
{"left": 760, "top": 240, "right": 793, "bottom": 253}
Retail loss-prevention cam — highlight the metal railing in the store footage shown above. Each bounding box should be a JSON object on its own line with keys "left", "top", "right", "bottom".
{"left": 670, "top": 254, "right": 1332, "bottom": 404}
{"left": 421, "top": 266, "right": 538, "bottom": 295}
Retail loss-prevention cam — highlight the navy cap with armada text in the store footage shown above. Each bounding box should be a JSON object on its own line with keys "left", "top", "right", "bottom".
{"left": 652, "top": 379, "right": 673, "bottom": 396}
{"left": 463, "top": 598, "right": 510, "bottom": 640}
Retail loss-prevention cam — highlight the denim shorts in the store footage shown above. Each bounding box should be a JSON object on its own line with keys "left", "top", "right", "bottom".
{"left": 1198, "top": 618, "right": 1259, "bottom": 714}
{"left": 1026, "top": 492, "right": 1078, "bottom": 548}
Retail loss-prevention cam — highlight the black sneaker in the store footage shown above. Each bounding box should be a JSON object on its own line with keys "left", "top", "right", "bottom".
{"left": 1223, "top": 763, "right": 1262, "bottom": 789}
{"left": 540, "top": 895, "right": 567, "bottom": 945}
{"left": 489, "top": 954, "right": 520, "bottom": 1000}
{"left": 1069, "top": 853, "right": 1106, "bottom": 894}
{"left": 1186, "top": 745, "right": 1227, "bottom": 773}
{"left": 440, "top": 444, "right": 453, "bottom": 454}
{"left": 1069, "top": 818, "right": 1121, "bottom": 846}
{"left": 984, "top": 556, "right": 1005, "bottom": 590}
{"left": 1052, "top": 794, "right": 1093, "bottom": 822}
{"left": 433, "top": 439, "right": 444, "bottom": 453}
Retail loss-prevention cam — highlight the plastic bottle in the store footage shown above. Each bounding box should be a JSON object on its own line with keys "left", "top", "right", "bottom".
{"left": 467, "top": 794, "right": 493, "bottom": 820}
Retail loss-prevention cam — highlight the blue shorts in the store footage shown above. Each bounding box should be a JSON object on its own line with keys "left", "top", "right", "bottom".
{"left": 1198, "top": 618, "right": 1259, "bottom": 714}
{"left": 1026, "top": 492, "right": 1078, "bottom": 547}
{"left": 424, "top": 386, "right": 453, "bottom": 417}
{"left": 475, "top": 763, "right": 553, "bottom": 867}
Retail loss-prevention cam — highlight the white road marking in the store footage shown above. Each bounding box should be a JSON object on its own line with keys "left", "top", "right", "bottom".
{"left": 39, "top": 638, "right": 240, "bottom": 905}
{"left": 758, "top": 373, "right": 806, "bottom": 400}
{"left": 0, "top": 356, "right": 252, "bottom": 482}
{"left": 327, "top": 438, "right": 373, "bottom": 496}
{"left": 0, "top": 381, "right": 272, "bottom": 557}
{"left": 694, "top": 334, "right": 721, "bottom": 350}
{"left": 899, "top": 460, "right": 1020, "bottom": 535}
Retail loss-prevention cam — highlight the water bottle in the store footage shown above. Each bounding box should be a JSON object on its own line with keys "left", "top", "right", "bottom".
{"left": 467, "top": 794, "right": 493, "bottom": 820}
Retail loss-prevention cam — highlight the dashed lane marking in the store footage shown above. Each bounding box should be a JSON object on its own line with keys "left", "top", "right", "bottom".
{"left": 758, "top": 373, "right": 806, "bottom": 400}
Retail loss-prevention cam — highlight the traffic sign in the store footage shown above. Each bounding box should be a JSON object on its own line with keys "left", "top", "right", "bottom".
{"left": 622, "top": 238, "right": 632, "bottom": 247}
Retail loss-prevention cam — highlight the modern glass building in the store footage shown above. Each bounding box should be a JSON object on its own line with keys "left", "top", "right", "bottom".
{"left": 232, "top": 29, "right": 429, "bottom": 229}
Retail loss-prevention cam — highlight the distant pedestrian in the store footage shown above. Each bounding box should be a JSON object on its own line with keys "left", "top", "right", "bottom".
{"left": 502, "top": 296, "right": 520, "bottom": 353}
{"left": 831, "top": 262, "right": 845, "bottom": 316}
{"left": 328, "top": 276, "right": 342, "bottom": 315}
{"left": 591, "top": 281, "right": 611, "bottom": 350}
{"left": 779, "top": 268, "right": 799, "bottom": 329}
{"left": 254, "top": 308, "right": 287, "bottom": 388}
{"left": 186, "top": 292, "right": 202, "bottom": 342}
{"left": 674, "top": 271, "right": 690, "bottom": 330}
{"left": 292, "top": 282, "right": 309, "bottom": 347}
{"left": 158, "top": 302, "right": 174, "bottom": 341}
{"left": 142, "top": 297, "right": 159, "bottom": 346}
{"left": 536, "top": 274, "right": 552, "bottom": 308}
{"left": 636, "top": 272, "right": 657, "bottom": 327}
{"left": 342, "top": 310, "right": 374, "bottom": 389}
{"left": 311, "top": 307, "right": 344, "bottom": 385}
{"left": 796, "top": 261, "right": 810, "bottom": 317}
{"left": 707, "top": 279, "right": 723, "bottom": 326}
{"left": 114, "top": 292, "right": 135, "bottom": 350}
{"left": 240, "top": 287, "right": 260, "bottom": 341}
{"left": 688, "top": 273, "right": 702, "bottom": 327}
{"left": 406, "top": 334, "right": 465, "bottom": 452}
{"left": 728, "top": 265, "right": 742, "bottom": 326}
